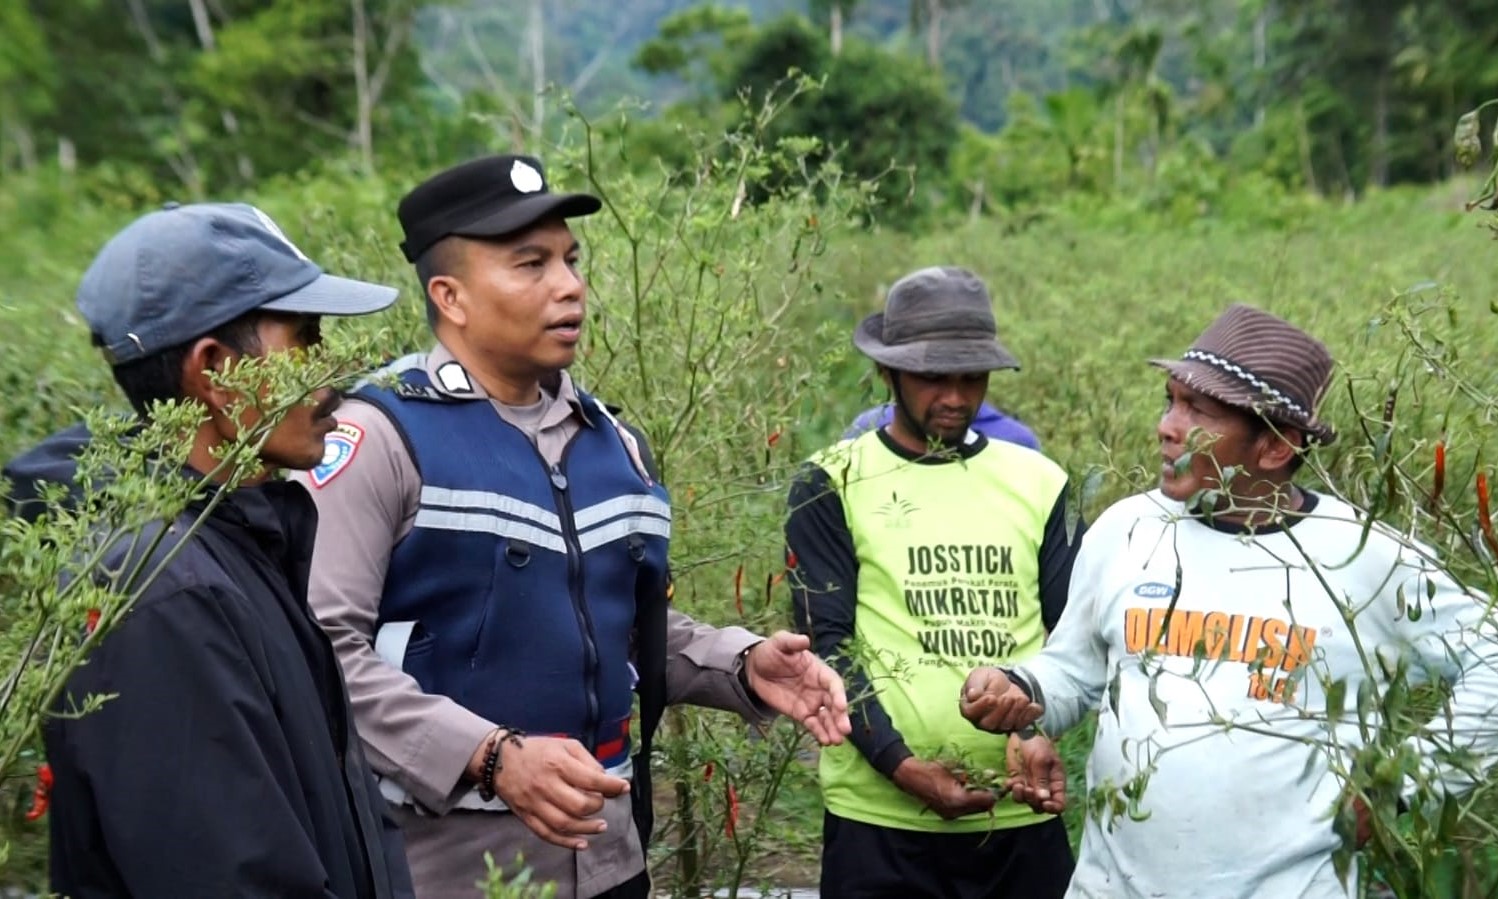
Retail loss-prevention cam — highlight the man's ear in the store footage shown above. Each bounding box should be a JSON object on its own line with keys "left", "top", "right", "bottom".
{"left": 179, "top": 337, "right": 239, "bottom": 415}
{"left": 427, "top": 274, "right": 466, "bottom": 328}
{"left": 1256, "top": 423, "right": 1305, "bottom": 474}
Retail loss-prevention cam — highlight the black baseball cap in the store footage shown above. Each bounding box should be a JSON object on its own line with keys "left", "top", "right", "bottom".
{"left": 396, "top": 154, "right": 603, "bottom": 262}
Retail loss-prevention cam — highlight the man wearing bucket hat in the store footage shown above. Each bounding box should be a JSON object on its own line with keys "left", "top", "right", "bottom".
{"left": 840, "top": 271, "right": 1043, "bottom": 450}
{"left": 786, "top": 265, "right": 1082, "bottom": 897}
{"left": 960, "top": 304, "right": 1498, "bottom": 898}
{"left": 292, "top": 154, "right": 852, "bottom": 898}
{"left": 3, "top": 203, "right": 413, "bottom": 897}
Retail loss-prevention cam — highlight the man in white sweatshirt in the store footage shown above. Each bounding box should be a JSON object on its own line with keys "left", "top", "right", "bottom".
{"left": 959, "top": 304, "right": 1498, "bottom": 898}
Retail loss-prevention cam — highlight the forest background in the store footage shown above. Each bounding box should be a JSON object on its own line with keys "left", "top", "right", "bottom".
{"left": 6, "top": 0, "right": 1498, "bottom": 896}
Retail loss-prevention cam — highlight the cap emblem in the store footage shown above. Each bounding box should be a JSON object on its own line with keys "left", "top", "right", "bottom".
{"left": 510, "top": 160, "right": 544, "bottom": 194}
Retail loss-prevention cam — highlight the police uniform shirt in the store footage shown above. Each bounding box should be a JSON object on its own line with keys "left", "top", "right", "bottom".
{"left": 291, "top": 341, "right": 772, "bottom": 898}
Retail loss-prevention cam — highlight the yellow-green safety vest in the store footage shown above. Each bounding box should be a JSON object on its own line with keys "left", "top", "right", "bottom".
{"left": 812, "top": 430, "right": 1067, "bottom": 833}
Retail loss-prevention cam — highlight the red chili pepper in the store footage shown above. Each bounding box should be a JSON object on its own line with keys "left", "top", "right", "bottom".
{"left": 733, "top": 564, "right": 745, "bottom": 617}
{"left": 703, "top": 761, "right": 715, "bottom": 783}
{"left": 724, "top": 781, "right": 740, "bottom": 838}
{"left": 25, "top": 763, "right": 53, "bottom": 821}
{"left": 1429, "top": 440, "right": 1446, "bottom": 513}
{"left": 767, "top": 430, "right": 782, "bottom": 448}
{"left": 85, "top": 609, "right": 101, "bottom": 635}
{"left": 1478, "top": 472, "right": 1498, "bottom": 558}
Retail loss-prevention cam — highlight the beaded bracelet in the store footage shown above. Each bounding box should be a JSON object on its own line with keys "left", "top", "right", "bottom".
{"left": 477, "top": 728, "right": 527, "bottom": 802}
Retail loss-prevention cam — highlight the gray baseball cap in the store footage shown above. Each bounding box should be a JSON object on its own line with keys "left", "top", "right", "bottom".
{"left": 77, "top": 202, "right": 399, "bottom": 365}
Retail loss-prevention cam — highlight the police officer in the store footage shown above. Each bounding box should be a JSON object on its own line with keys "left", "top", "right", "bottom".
{"left": 294, "top": 155, "right": 851, "bottom": 898}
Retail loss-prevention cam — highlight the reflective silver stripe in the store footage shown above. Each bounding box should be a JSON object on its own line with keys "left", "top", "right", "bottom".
{"left": 573, "top": 494, "right": 672, "bottom": 530}
{"left": 378, "top": 756, "right": 634, "bottom": 813}
{"left": 577, "top": 515, "right": 673, "bottom": 553}
{"left": 374, "top": 621, "right": 416, "bottom": 668}
{"left": 413, "top": 509, "right": 568, "bottom": 554}
{"left": 416, "top": 490, "right": 670, "bottom": 553}
{"left": 420, "top": 486, "right": 561, "bottom": 532}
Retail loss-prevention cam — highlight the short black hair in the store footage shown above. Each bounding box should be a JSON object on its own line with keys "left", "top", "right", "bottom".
{"left": 414, "top": 237, "right": 463, "bottom": 330}
{"left": 106, "top": 311, "right": 264, "bottom": 417}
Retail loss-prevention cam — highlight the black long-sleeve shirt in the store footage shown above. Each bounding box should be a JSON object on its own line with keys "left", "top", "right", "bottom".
{"left": 786, "top": 431, "right": 1085, "bottom": 778}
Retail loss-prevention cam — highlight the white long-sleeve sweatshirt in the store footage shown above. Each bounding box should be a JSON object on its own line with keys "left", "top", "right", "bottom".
{"left": 1014, "top": 489, "right": 1498, "bottom": 899}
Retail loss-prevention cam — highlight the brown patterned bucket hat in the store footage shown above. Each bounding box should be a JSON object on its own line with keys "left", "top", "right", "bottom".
{"left": 1150, "top": 303, "right": 1337, "bottom": 445}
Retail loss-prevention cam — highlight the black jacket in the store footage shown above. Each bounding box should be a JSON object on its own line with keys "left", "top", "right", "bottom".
{"left": 5, "top": 426, "right": 414, "bottom": 899}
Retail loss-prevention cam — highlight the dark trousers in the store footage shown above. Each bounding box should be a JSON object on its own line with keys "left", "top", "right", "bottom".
{"left": 593, "top": 870, "right": 651, "bottom": 899}
{"left": 820, "top": 811, "right": 1074, "bottom": 899}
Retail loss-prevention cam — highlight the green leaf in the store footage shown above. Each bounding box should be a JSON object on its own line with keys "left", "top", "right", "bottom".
{"left": 1438, "top": 791, "right": 1459, "bottom": 838}
{"left": 1357, "top": 677, "right": 1377, "bottom": 725}
{"left": 1325, "top": 679, "right": 1347, "bottom": 723}
{"left": 1147, "top": 670, "right": 1167, "bottom": 725}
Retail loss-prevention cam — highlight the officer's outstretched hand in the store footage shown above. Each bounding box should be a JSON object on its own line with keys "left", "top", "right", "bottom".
{"left": 490, "top": 735, "right": 631, "bottom": 851}
{"left": 1006, "top": 732, "right": 1067, "bottom": 815}
{"left": 743, "top": 631, "right": 853, "bottom": 746}
{"left": 959, "top": 666, "right": 1043, "bottom": 733}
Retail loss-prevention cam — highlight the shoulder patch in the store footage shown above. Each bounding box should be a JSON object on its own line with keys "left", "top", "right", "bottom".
{"left": 309, "top": 421, "right": 365, "bottom": 488}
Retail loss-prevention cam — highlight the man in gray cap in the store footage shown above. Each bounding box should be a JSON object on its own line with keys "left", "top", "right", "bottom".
{"left": 3, "top": 203, "right": 413, "bottom": 897}
{"left": 293, "top": 154, "right": 852, "bottom": 898}
{"left": 786, "top": 265, "right": 1080, "bottom": 898}
{"left": 960, "top": 304, "right": 1498, "bottom": 898}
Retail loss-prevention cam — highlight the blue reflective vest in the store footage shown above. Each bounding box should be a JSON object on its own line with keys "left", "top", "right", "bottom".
{"left": 358, "top": 369, "right": 671, "bottom": 767}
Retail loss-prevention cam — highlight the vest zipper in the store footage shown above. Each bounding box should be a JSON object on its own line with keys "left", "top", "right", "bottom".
{"left": 543, "top": 446, "right": 601, "bottom": 755}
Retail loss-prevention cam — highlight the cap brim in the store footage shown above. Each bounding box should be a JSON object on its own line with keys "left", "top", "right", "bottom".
{"left": 260, "top": 272, "right": 399, "bottom": 317}
{"left": 1151, "top": 357, "right": 1336, "bottom": 445}
{"left": 452, "top": 192, "right": 603, "bottom": 241}
{"left": 1150, "top": 357, "right": 1254, "bottom": 406}
{"left": 853, "top": 312, "right": 1020, "bottom": 374}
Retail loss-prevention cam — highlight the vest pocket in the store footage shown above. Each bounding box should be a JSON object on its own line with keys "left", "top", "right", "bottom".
{"left": 403, "top": 625, "right": 436, "bottom": 661}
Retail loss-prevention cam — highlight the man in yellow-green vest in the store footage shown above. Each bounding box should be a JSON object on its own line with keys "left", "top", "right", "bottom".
{"left": 787, "top": 266, "right": 1081, "bottom": 898}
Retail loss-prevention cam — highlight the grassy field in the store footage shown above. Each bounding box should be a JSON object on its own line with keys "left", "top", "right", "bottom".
{"left": 5, "top": 173, "right": 1498, "bottom": 894}
{"left": 5, "top": 176, "right": 1492, "bottom": 472}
